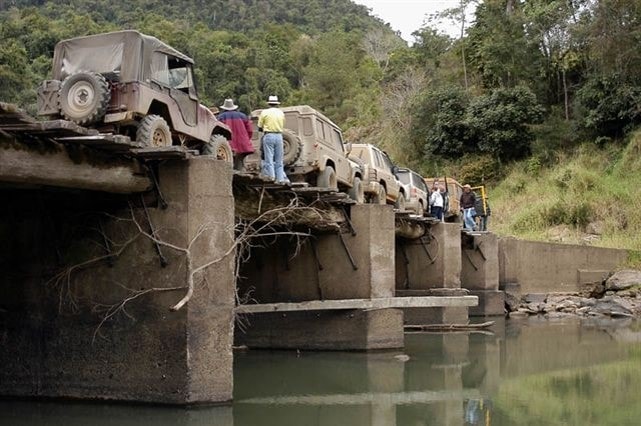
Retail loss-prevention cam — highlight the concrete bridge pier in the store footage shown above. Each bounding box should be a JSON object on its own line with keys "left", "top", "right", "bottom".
{"left": 460, "top": 232, "right": 504, "bottom": 316}
{"left": 236, "top": 204, "right": 404, "bottom": 350}
{"left": 395, "top": 222, "right": 468, "bottom": 324}
{"left": 0, "top": 157, "right": 236, "bottom": 404}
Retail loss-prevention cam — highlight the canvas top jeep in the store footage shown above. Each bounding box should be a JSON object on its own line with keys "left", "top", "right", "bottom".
{"left": 245, "top": 105, "right": 365, "bottom": 203}
{"left": 37, "top": 30, "right": 232, "bottom": 157}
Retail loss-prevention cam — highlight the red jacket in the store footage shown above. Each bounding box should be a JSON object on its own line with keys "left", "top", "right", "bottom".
{"left": 217, "top": 110, "right": 255, "bottom": 154}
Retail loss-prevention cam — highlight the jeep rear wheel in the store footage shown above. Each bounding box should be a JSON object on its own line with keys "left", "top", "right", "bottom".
{"left": 348, "top": 176, "right": 365, "bottom": 204}
{"left": 59, "top": 71, "right": 110, "bottom": 125}
{"left": 317, "top": 166, "right": 338, "bottom": 190}
{"left": 282, "top": 129, "right": 302, "bottom": 166}
{"left": 137, "top": 115, "right": 172, "bottom": 147}
{"left": 203, "top": 134, "right": 233, "bottom": 164}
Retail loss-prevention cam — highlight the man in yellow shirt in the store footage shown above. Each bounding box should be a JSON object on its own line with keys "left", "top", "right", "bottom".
{"left": 257, "top": 95, "right": 289, "bottom": 184}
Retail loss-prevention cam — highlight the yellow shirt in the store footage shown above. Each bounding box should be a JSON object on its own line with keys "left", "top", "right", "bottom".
{"left": 258, "top": 107, "right": 285, "bottom": 132}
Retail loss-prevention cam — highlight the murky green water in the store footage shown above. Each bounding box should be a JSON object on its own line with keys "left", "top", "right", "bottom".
{"left": 2, "top": 317, "right": 641, "bottom": 425}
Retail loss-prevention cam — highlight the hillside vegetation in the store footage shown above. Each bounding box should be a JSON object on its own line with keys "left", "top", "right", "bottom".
{"left": 1, "top": 0, "right": 641, "bottom": 251}
{"left": 491, "top": 131, "right": 641, "bottom": 253}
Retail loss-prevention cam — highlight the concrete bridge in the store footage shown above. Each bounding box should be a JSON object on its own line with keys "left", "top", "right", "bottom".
{"left": 0, "top": 104, "right": 628, "bottom": 405}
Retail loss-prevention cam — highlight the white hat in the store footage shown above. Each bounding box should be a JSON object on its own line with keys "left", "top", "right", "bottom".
{"left": 267, "top": 95, "right": 280, "bottom": 105}
{"left": 220, "top": 98, "right": 238, "bottom": 111}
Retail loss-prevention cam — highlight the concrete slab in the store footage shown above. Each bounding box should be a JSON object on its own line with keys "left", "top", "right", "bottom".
{"left": 468, "top": 290, "right": 505, "bottom": 317}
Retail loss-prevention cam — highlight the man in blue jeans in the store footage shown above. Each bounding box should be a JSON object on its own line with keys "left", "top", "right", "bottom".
{"left": 257, "top": 95, "right": 290, "bottom": 184}
{"left": 460, "top": 184, "right": 477, "bottom": 230}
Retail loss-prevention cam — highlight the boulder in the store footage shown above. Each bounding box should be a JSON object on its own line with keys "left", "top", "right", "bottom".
{"left": 523, "top": 293, "right": 547, "bottom": 304}
{"left": 592, "top": 295, "right": 636, "bottom": 316}
{"left": 605, "top": 270, "right": 641, "bottom": 292}
{"left": 585, "top": 221, "right": 605, "bottom": 235}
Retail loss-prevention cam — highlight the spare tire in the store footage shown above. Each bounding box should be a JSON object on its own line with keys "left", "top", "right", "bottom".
{"left": 282, "top": 129, "right": 302, "bottom": 166}
{"left": 58, "top": 71, "right": 110, "bottom": 125}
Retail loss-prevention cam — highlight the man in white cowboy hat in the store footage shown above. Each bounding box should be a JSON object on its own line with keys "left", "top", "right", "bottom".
{"left": 257, "top": 95, "right": 289, "bottom": 184}
{"left": 217, "top": 98, "right": 254, "bottom": 170}
{"left": 460, "top": 183, "right": 477, "bottom": 231}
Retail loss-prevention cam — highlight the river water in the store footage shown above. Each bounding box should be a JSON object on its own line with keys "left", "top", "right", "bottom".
{"left": 2, "top": 317, "right": 641, "bottom": 425}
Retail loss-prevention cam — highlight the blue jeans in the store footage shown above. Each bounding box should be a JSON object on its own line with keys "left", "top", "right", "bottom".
{"left": 463, "top": 208, "right": 476, "bottom": 230}
{"left": 431, "top": 206, "right": 443, "bottom": 221}
{"left": 261, "top": 133, "right": 288, "bottom": 182}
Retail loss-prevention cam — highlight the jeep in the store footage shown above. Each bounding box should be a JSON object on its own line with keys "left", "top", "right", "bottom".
{"left": 349, "top": 143, "right": 405, "bottom": 209}
{"left": 37, "top": 30, "right": 232, "bottom": 158}
{"left": 245, "top": 105, "right": 364, "bottom": 203}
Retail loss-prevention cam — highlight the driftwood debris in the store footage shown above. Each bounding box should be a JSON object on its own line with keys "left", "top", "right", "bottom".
{"left": 404, "top": 320, "right": 495, "bottom": 332}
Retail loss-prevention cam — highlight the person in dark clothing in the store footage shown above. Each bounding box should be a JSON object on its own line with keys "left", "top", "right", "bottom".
{"left": 474, "top": 191, "right": 491, "bottom": 231}
{"left": 217, "top": 98, "right": 254, "bottom": 170}
{"left": 460, "top": 184, "right": 476, "bottom": 230}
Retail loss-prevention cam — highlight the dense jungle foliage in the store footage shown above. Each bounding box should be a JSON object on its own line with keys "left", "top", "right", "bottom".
{"left": 2, "top": 0, "right": 641, "bottom": 249}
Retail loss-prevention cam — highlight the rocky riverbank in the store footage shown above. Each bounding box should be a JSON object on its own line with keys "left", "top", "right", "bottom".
{"left": 506, "top": 270, "right": 641, "bottom": 319}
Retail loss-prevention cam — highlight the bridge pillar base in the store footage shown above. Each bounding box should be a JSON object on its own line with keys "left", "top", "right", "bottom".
{"left": 0, "top": 158, "right": 235, "bottom": 404}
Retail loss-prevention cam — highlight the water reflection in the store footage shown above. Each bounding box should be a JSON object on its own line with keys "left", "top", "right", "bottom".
{"left": 1, "top": 317, "right": 640, "bottom": 426}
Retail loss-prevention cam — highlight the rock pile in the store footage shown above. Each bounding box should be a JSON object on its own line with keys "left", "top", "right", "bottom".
{"left": 508, "top": 270, "right": 641, "bottom": 319}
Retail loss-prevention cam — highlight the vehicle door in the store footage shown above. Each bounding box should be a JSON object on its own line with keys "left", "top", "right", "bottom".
{"left": 412, "top": 172, "right": 429, "bottom": 206}
{"left": 373, "top": 148, "right": 399, "bottom": 198}
{"left": 150, "top": 52, "right": 198, "bottom": 127}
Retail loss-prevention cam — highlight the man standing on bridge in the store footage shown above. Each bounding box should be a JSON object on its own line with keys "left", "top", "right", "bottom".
{"left": 217, "top": 98, "right": 254, "bottom": 171}
{"left": 460, "top": 184, "right": 477, "bottom": 231}
{"left": 258, "top": 95, "right": 289, "bottom": 184}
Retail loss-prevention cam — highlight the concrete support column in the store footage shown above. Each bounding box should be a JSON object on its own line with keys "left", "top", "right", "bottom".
{"left": 460, "top": 232, "right": 503, "bottom": 316}
{"left": 0, "top": 158, "right": 236, "bottom": 404}
{"left": 395, "top": 222, "right": 466, "bottom": 324}
{"left": 236, "top": 204, "right": 404, "bottom": 350}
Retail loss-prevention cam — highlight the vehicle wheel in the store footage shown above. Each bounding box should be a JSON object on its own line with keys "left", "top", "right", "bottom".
{"left": 58, "top": 71, "right": 110, "bottom": 125}
{"left": 395, "top": 191, "right": 406, "bottom": 211}
{"left": 136, "top": 115, "right": 172, "bottom": 147}
{"left": 282, "top": 129, "right": 302, "bottom": 166}
{"left": 372, "top": 185, "right": 387, "bottom": 205}
{"left": 416, "top": 201, "right": 425, "bottom": 216}
{"left": 203, "top": 134, "right": 233, "bottom": 164}
{"left": 348, "top": 176, "right": 365, "bottom": 204}
{"left": 317, "top": 166, "right": 338, "bottom": 190}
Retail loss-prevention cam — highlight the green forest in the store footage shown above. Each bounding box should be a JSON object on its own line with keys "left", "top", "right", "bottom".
{"left": 1, "top": 0, "right": 641, "bottom": 250}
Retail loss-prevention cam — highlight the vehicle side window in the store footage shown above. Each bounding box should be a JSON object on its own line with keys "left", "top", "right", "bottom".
{"left": 302, "top": 117, "right": 313, "bottom": 136}
{"left": 332, "top": 128, "right": 344, "bottom": 152}
{"left": 150, "top": 52, "right": 169, "bottom": 86}
{"left": 151, "top": 53, "right": 197, "bottom": 97}
{"left": 381, "top": 152, "right": 395, "bottom": 171}
{"left": 373, "top": 149, "right": 384, "bottom": 168}
{"left": 316, "top": 119, "right": 325, "bottom": 141}
{"left": 285, "top": 113, "right": 297, "bottom": 130}
{"left": 413, "top": 173, "right": 428, "bottom": 192}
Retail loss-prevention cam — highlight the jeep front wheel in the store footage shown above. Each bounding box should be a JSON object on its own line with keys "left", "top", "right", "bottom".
{"left": 317, "top": 166, "right": 338, "bottom": 190}
{"left": 137, "top": 115, "right": 172, "bottom": 147}
{"left": 395, "top": 191, "right": 406, "bottom": 211}
{"left": 203, "top": 134, "right": 233, "bottom": 164}
{"left": 59, "top": 71, "right": 110, "bottom": 125}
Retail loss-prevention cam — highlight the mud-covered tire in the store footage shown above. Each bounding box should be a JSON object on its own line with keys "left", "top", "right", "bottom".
{"left": 317, "top": 166, "right": 338, "bottom": 190}
{"left": 58, "top": 71, "right": 110, "bottom": 125}
{"left": 372, "top": 185, "right": 387, "bottom": 205}
{"left": 282, "top": 129, "right": 302, "bottom": 166}
{"left": 348, "top": 176, "right": 365, "bottom": 204}
{"left": 136, "top": 115, "right": 172, "bottom": 147}
{"left": 395, "top": 191, "right": 406, "bottom": 211}
{"left": 203, "top": 134, "right": 233, "bottom": 164}
{"left": 416, "top": 201, "right": 425, "bottom": 216}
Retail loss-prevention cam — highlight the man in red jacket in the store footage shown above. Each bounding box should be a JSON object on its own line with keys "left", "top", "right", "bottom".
{"left": 217, "top": 98, "right": 255, "bottom": 170}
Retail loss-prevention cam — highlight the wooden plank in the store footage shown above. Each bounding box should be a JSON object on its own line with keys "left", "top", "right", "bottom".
{"left": 131, "top": 146, "right": 199, "bottom": 159}
{"left": 235, "top": 296, "right": 478, "bottom": 314}
{"left": 55, "top": 134, "right": 144, "bottom": 152}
